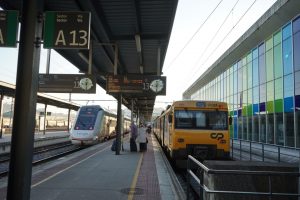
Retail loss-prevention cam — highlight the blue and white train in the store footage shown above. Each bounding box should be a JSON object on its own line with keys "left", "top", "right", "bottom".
{"left": 70, "top": 105, "right": 130, "bottom": 145}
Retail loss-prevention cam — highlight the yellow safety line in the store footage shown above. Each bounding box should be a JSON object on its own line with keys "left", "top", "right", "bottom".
{"left": 128, "top": 152, "right": 144, "bottom": 200}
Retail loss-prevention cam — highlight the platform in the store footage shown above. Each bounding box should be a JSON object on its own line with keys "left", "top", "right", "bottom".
{"left": 0, "top": 133, "right": 185, "bottom": 199}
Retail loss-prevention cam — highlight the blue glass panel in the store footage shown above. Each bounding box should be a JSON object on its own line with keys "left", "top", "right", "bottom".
{"left": 293, "top": 16, "right": 300, "bottom": 34}
{"left": 295, "top": 95, "right": 300, "bottom": 109}
{"left": 259, "top": 102, "right": 266, "bottom": 112}
{"left": 253, "top": 48, "right": 258, "bottom": 59}
{"left": 284, "top": 96, "right": 294, "bottom": 112}
{"left": 253, "top": 86, "right": 259, "bottom": 104}
{"left": 253, "top": 104, "right": 259, "bottom": 115}
{"left": 296, "top": 71, "right": 300, "bottom": 95}
{"left": 282, "top": 23, "right": 291, "bottom": 40}
{"left": 238, "top": 109, "right": 242, "bottom": 117}
{"left": 283, "top": 37, "right": 292, "bottom": 75}
{"left": 234, "top": 117, "right": 238, "bottom": 139}
{"left": 258, "top": 43, "right": 265, "bottom": 55}
{"left": 284, "top": 74, "right": 294, "bottom": 98}
{"left": 294, "top": 32, "right": 300, "bottom": 72}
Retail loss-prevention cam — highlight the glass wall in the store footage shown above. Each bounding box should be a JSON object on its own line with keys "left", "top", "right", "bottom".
{"left": 190, "top": 15, "right": 300, "bottom": 148}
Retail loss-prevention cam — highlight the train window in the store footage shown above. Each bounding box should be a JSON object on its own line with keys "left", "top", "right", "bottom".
{"left": 174, "top": 110, "right": 228, "bottom": 130}
{"left": 75, "top": 109, "right": 99, "bottom": 130}
{"left": 195, "top": 112, "right": 206, "bottom": 127}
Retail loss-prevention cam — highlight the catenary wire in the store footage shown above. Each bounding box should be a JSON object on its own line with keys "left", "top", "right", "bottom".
{"left": 163, "top": 0, "right": 224, "bottom": 72}
{"left": 188, "top": 0, "right": 258, "bottom": 88}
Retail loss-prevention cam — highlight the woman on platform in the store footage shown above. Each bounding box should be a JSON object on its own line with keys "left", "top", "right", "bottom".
{"left": 136, "top": 123, "right": 147, "bottom": 152}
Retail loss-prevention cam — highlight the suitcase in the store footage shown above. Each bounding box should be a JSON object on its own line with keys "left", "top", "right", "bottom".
{"left": 130, "top": 137, "right": 137, "bottom": 152}
{"left": 111, "top": 140, "right": 116, "bottom": 151}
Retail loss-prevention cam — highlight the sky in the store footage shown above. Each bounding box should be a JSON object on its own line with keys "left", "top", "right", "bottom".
{"left": 0, "top": 0, "right": 277, "bottom": 115}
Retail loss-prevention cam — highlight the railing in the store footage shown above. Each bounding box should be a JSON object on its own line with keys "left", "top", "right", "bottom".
{"left": 231, "top": 139, "right": 300, "bottom": 164}
{"left": 186, "top": 155, "right": 300, "bottom": 200}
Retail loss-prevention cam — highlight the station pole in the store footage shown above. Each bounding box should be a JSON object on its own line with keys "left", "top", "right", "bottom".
{"left": 7, "top": 0, "right": 43, "bottom": 199}
{"left": 116, "top": 93, "right": 122, "bottom": 155}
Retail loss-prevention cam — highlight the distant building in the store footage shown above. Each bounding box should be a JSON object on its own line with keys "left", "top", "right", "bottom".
{"left": 183, "top": 0, "right": 300, "bottom": 147}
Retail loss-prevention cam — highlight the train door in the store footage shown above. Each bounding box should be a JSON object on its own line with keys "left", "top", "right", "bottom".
{"left": 165, "top": 114, "right": 172, "bottom": 150}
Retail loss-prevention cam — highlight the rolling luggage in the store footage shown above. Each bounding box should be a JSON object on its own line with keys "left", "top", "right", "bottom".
{"left": 139, "top": 142, "right": 147, "bottom": 152}
{"left": 111, "top": 139, "right": 116, "bottom": 151}
{"left": 130, "top": 137, "right": 137, "bottom": 152}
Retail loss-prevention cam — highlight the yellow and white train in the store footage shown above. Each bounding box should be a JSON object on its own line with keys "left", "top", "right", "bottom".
{"left": 153, "top": 100, "right": 230, "bottom": 166}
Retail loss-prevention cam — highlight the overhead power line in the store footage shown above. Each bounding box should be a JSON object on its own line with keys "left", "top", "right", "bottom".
{"left": 189, "top": 0, "right": 258, "bottom": 85}
{"left": 163, "top": 0, "right": 224, "bottom": 72}
{"left": 187, "top": 0, "right": 240, "bottom": 81}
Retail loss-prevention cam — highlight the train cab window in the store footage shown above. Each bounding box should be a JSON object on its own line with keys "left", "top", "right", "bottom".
{"left": 174, "top": 110, "right": 228, "bottom": 130}
{"left": 75, "top": 108, "right": 100, "bottom": 130}
{"left": 175, "top": 110, "right": 193, "bottom": 128}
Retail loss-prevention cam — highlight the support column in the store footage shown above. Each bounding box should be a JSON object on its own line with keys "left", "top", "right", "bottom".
{"left": 43, "top": 104, "right": 47, "bottom": 135}
{"left": 116, "top": 93, "right": 122, "bottom": 155}
{"left": 0, "top": 94, "right": 4, "bottom": 138}
{"left": 7, "top": 0, "right": 43, "bottom": 199}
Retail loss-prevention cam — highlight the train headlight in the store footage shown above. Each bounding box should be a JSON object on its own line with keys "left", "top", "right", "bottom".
{"left": 177, "top": 138, "right": 184, "bottom": 143}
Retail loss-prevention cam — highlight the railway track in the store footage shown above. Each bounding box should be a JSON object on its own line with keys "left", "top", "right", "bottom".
{"left": 0, "top": 142, "right": 85, "bottom": 177}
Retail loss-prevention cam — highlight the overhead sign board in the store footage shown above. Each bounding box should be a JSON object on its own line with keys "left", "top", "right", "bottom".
{"left": 106, "top": 75, "right": 166, "bottom": 95}
{"left": 0, "top": 10, "right": 19, "bottom": 47}
{"left": 43, "top": 11, "right": 91, "bottom": 49}
{"left": 38, "top": 74, "right": 96, "bottom": 93}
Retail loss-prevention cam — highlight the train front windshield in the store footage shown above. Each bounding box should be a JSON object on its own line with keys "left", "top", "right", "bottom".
{"left": 75, "top": 107, "right": 101, "bottom": 130}
{"left": 174, "top": 110, "right": 228, "bottom": 130}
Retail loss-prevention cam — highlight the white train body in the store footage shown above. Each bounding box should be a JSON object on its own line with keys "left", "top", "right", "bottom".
{"left": 70, "top": 105, "right": 130, "bottom": 145}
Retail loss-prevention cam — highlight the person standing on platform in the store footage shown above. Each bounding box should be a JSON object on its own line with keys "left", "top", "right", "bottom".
{"left": 130, "top": 122, "right": 138, "bottom": 152}
{"left": 137, "top": 123, "right": 147, "bottom": 152}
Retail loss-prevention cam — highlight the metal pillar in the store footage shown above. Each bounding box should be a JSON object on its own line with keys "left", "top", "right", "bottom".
{"left": 43, "top": 104, "right": 47, "bottom": 135}
{"left": 7, "top": 1, "right": 43, "bottom": 199}
{"left": 131, "top": 99, "right": 134, "bottom": 123}
{"left": 0, "top": 94, "right": 3, "bottom": 138}
{"left": 116, "top": 93, "right": 122, "bottom": 155}
{"left": 67, "top": 93, "right": 72, "bottom": 132}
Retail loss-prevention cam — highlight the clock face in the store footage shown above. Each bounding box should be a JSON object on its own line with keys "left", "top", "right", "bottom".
{"left": 79, "top": 78, "right": 93, "bottom": 90}
{"left": 150, "top": 79, "right": 164, "bottom": 93}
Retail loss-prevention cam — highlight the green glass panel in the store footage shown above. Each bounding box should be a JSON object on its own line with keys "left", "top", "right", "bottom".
{"left": 273, "top": 31, "right": 281, "bottom": 46}
{"left": 243, "top": 66, "right": 247, "bottom": 91}
{"left": 274, "top": 99, "right": 283, "bottom": 113}
{"left": 274, "top": 45, "right": 282, "bottom": 79}
{"left": 242, "top": 91, "right": 247, "bottom": 116}
{"left": 266, "top": 50, "right": 274, "bottom": 81}
{"left": 230, "top": 126, "right": 233, "bottom": 138}
{"left": 267, "top": 101, "right": 274, "bottom": 113}
{"left": 242, "top": 56, "right": 247, "bottom": 66}
{"left": 266, "top": 37, "right": 273, "bottom": 50}
{"left": 274, "top": 78, "right": 283, "bottom": 99}
{"left": 247, "top": 89, "right": 253, "bottom": 116}
{"left": 248, "top": 61, "right": 252, "bottom": 89}
{"left": 267, "top": 81, "right": 274, "bottom": 101}
{"left": 267, "top": 81, "right": 274, "bottom": 113}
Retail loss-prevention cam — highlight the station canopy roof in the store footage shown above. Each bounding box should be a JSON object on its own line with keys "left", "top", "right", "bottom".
{"left": 0, "top": 0, "right": 178, "bottom": 120}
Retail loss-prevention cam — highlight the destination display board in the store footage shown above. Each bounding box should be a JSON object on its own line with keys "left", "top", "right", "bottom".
{"left": 0, "top": 10, "right": 19, "bottom": 47}
{"left": 43, "top": 11, "right": 91, "bottom": 49}
{"left": 106, "top": 75, "right": 166, "bottom": 95}
{"left": 38, "top": 74, "right": 96, "bottom": 93}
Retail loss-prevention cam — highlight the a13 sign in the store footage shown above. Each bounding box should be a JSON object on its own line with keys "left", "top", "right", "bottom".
{"left": 43, "top": 11, "right": 91, "bottom": 49}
